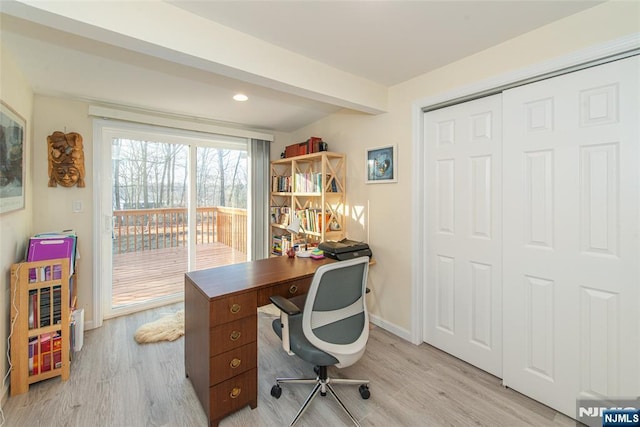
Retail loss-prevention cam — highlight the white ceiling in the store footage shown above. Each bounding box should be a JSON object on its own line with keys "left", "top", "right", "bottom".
{"left": 0, "top": 1, "right": 602, "bottom": 133}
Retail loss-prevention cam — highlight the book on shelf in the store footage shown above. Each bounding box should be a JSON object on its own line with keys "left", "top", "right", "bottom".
{"left": 307, "top": 137, "right": 322, "bottom": 154}
{"left": 29, "top": 333, "right": 62, "bottom": 375}
{"left": 40, "top": 333, "right": 62, "bottom": 372}
{"left": 293, "top": 172, "right": 323, "bottom": 193}
{"left": 35, "top": 285, "right": 62, "bottom": 328}
{"left": 284, "top": 137, "right": 324, "bottom": 158}
{"left": 28, "top": 290, "right": 38, "bottom": 329}
{"left": 271, "top": 234, "right": 292, "bottom": 256}
{"left": 271, "top": 234, "right": 309, "bottom": 256}
{"left": 270, "top": 206, "right": 291, "bottom": 226}
{"left": 291, "top": 208, "right": 329, "bottom": 234}
{"left": 28, "top": 337, "right": 38, "bottom": 375}
{"left": 271, "top": 175, "right": 291, "bottom": 192}
{"left": 325, "top": 175, "right": 338, "bottom": 192}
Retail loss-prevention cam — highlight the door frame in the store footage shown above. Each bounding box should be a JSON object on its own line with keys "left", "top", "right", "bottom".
{"left": 92, "top": 118, "right": 252, "bottom": 324}
{"left": 411, "top": 34, "right": 640, "bottom": 345}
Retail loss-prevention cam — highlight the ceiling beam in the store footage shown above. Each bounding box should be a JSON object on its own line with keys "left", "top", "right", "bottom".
{"left": 4, "top": 0, "right": 388, "bottom": 114}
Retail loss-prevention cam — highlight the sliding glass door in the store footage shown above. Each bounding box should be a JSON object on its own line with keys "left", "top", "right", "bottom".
{"left": 98, "top": 121, "right": 248, "bottom": 318}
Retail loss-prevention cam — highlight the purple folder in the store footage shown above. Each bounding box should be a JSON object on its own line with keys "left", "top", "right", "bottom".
{"left": 27, "top": 237, "right": 76, "bottom": 281}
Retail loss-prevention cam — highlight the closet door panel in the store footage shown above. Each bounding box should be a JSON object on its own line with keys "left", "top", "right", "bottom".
{"left": 502, "top": 55, "right": 639, "bottom": 417}
{"left": 424, "top": 94, "right": 503, "bottom": 377}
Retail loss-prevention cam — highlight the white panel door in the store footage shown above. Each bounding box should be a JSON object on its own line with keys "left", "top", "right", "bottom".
{"left": 502, "top": 56, "right": 639, "bottom": 417}
{"left": 424, "top": 94, "right": 503, "bottom": 377}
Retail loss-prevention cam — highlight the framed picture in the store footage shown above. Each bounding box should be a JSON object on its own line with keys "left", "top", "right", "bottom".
{"left": 365, "top": 144, "right": 397, "bottom": 184}
{"left": 0, "top": 100, "right": 26, "bottom": 214}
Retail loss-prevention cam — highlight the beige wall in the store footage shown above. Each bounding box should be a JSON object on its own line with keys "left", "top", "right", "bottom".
{"left": 32, "top": 96, "right": 95, "bottom": 325}
{"left": 0, "top": 45, "right": 34, "bottom": 401}
{"left": 280, "top": 1, "right": 640, "bottom": 336}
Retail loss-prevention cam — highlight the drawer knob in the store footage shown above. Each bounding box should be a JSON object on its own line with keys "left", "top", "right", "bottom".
{"left": 289, "top": 284, "right": 298, "bottom": 294}
{"left": 230, "top": 303, "right": 241, "bottom": 314}
{"left": 230, "top": 330, "right": 241, "bottom": 341}
{"left": 230, "top": 387, "right": 241, "bottom": 399}
{"left": 230, "top": 358, "right": 241, "bottom": 369}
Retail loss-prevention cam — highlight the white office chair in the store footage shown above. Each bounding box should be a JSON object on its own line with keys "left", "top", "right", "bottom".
{"left": 269, "top": 256, "right": 371, "bottom": 427}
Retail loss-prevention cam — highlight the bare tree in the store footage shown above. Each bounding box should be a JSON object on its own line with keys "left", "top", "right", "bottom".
{"left": 112, "top": 140, "right": 247, "bottom": 210}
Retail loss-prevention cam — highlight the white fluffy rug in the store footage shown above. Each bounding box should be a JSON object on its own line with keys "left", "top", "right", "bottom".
{"left": 134, "top": 310, "right": 184, "bottom": 344}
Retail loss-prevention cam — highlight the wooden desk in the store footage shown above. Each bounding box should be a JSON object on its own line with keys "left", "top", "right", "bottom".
{"left": 185, "top": 255, "right": 337, "bottom": 427}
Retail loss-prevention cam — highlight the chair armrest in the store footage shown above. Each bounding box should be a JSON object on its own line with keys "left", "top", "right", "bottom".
{"left": 270, "top": 295, "right": 301, "bottom": 316}
{"left": 270, "top": 295, "right": 300, "bottom": 356}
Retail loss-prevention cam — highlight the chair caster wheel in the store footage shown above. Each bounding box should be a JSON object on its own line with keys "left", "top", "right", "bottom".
{"left": 271, "top": 385, "right": 282, "bottom": 399}
{"left": 359, "top": 384, "right": 370, "bottom": 399}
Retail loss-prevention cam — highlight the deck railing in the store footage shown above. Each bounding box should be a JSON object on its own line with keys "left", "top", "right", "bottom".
{"left": 112, "top": 206, "right": 247, "bottom": 255}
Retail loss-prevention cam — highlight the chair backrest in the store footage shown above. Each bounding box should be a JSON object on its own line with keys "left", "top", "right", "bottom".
{"left": 302, "top": 256, "right": 369, "bottom": 368}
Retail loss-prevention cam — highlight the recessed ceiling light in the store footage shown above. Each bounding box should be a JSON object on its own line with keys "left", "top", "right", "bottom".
{"left": 233, "top": 93, "right": 248, "bottom": 102}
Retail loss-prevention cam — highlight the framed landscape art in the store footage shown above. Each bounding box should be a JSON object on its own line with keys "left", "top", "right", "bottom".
{"left": 0, "top": 100, "right": 26, "bottom": 214}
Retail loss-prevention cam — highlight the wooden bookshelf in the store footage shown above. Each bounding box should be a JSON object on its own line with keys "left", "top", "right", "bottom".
{"left": 9, "top": 258, "right": 75, "bottom": 395}
{"left": 270, "top": 152, "right": 346, "bottom": 256}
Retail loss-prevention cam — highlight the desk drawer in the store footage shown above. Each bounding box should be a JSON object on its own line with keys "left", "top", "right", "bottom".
{"left": 210, "top": 316, "right": 257, "bottom": 356}
{"left": 210, "top": 343, "right": 256, "bottom": 386}
{"left": 209, "top": 368, "right": 257, "bottom": 420}
{"left": 257, "top": 278, "right": 311, "bottom": 306}
{"left": 210, "top": 292, "right": 257, "bottom": 326}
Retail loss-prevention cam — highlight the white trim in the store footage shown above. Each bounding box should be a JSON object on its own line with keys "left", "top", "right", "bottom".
{"left": 410, "top": 103, "right": 425, "bottom": 346}
{"left": 414, "top": 33, "right": 640, "bottom": 112}
{"left": 88, "top": 105, "right": 274, "bottom": 142}
{"left": 369, "top": 314, "right": 412, "bottom": 343}
{"left": 92, "top": 118, "right": 252, "bottom": 324}
{"left": 411, "top": 34, "right": 640, "bottom": 345}
{"left": 91, "top": 120, "right": 104, "bottom": 329}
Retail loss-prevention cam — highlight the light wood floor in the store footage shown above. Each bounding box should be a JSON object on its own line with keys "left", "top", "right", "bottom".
{"left": 2, "top": 303, "right": 575, "bottom": 427}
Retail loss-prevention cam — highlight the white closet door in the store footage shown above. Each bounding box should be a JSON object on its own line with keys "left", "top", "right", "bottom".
{"left": 424, "top": 94, "right": 503, "bottom": 377}
{"left": 502, "top": 56, "right": 639, "bottom": 417}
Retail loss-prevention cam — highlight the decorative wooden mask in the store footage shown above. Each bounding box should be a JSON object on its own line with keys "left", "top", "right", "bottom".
{"left": 47, "top": 131, "right": 86, "bottom": 187}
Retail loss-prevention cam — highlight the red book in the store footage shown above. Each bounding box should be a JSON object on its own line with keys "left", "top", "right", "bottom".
{"left": 308, "top": 137, "right": 322, "bottom": 153}
{"left": 285, "top": 144, "right": 298, "bottom": 158}
{"left": 28, "top": 338, "right": 38, "bottom": 375}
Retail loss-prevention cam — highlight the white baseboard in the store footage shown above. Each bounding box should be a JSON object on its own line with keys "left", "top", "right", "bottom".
{"left": 84, "top": 320, "right": 96, "bottom": 331}
{"left": 369, "top": 314, "right": 413, "bottom": 343}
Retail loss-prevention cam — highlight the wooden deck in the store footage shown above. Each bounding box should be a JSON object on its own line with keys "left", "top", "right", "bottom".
{"left": 112, "top": 242, "right": 246, "bottom": 307}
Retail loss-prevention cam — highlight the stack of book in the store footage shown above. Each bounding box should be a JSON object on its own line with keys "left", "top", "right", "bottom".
{"left": 28, "top": 333, "right": 62, "bottom": 376}
{"left": 284, "top": 137, "right": 325, "bottom": 158}
{"left": 271, "top": 234, "right": 291, "bottom": 256}
{"left": 28, "top": 286, "right": 62, "bottom": 328}
{"left": 270, "top": 206, "right": 291, "bottom": 226}
{"left": 26, "top": 230, "right": 78, "bottom": 303}
{"left": 293, "top": 209, "right": 331, "bottom": 234}
{"left": 271, "top": 175, "right": 292, "bottom": 192}
{"left": 24, "top": 230, "right": 82, "bottom": 376}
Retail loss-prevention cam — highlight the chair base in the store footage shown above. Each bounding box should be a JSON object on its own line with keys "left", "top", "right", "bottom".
{"left": 272, "top": 366, "right": 370, "bottom": 427}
